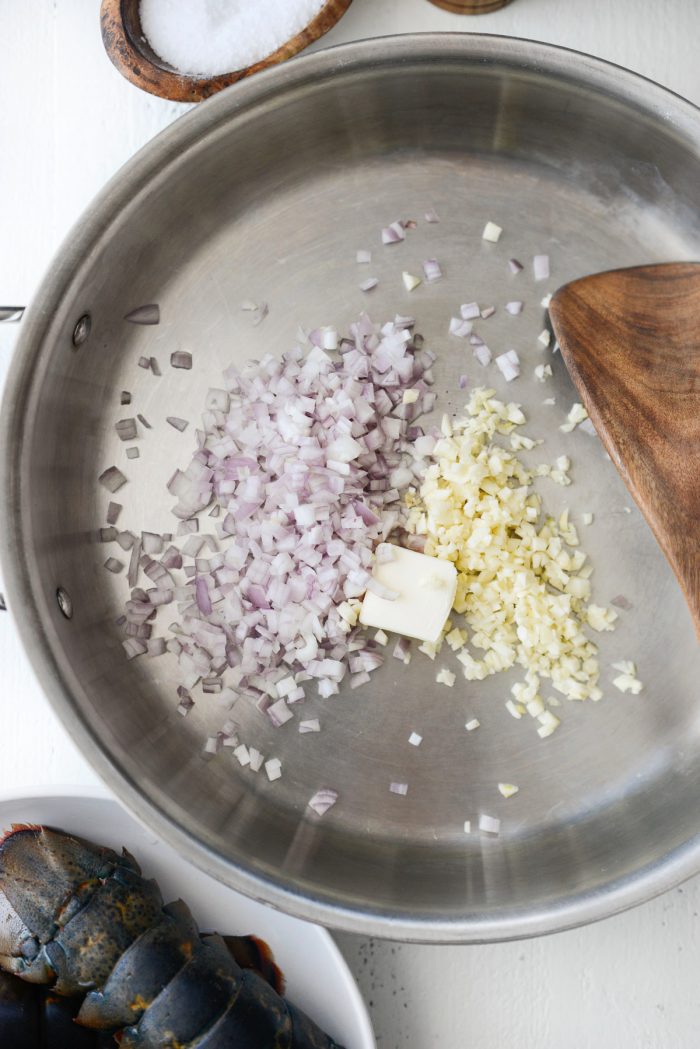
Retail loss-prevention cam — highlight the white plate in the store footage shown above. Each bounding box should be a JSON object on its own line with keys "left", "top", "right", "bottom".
{"left": 0, "top": 787, "right": 375, "bottom": 1049}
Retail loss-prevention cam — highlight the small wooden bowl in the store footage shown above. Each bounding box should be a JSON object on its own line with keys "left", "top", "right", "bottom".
{"left": 426, "top": 0, "right": 513, "bottom": 11}
{"left": 100, "top": 0, "right": 354, "bottom": 103}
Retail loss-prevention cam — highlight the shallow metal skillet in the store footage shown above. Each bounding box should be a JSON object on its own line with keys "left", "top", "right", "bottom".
{"left": 3, "top": 34, "right": 700, "bottom": 943}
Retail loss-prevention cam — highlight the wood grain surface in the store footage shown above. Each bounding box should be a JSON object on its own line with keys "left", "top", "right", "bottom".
{"left": 550, "top": 263, "right": 700, "bottom": 639}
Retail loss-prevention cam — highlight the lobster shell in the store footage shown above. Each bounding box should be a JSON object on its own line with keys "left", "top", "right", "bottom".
{"left": 0, "top": 826, "right": 345, "bottom": 1048}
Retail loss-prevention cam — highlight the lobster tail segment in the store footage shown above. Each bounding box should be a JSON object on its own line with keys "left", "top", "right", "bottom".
{"left": 78, "top": 900, "right": 199, "bottom": 1030}
{"left": 47, "top": 864, "right": 163, "bottom": 995}
{"left": 188, "top": 967, "right": 292, "bottom": 1048}
{"left": 119, "top": 934, "right": 242, "bottom": 1048}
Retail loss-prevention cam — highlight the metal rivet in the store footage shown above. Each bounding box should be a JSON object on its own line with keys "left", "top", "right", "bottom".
{"left": 56, "top": 587, "right": 73, "bottom": 619}
{"left": 72, "top": 313, "right": 91, "bottom": 348}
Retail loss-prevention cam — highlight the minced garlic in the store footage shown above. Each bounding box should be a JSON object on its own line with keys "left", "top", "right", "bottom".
{"left": 612, "top": 660, "right": 643, "bottom": 694}
{"left": 560, "top": 402, "right": 589, "bottom": 433}
{"left": 406, "top": 388, "right": 618, "bottom": 720}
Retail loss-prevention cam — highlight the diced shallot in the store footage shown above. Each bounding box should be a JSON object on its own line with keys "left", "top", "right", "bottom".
{"left": 496, "top": 350, "right": 520, "bottom": 381}
{"left": 267, "top": 698, "right": 294, "bottom": 727}
{"left": 533, "top": 254, "right": 550, "bottom": 281}
{"left": 449, "top": 317, "right": 472, "bottom": 338}
{"left": 167, "top": 416, "right": 189, "bottom": 431}
{"left": 307, "top": 788, "right": 338, "bottom": 816}
{"left": 171, "top": 351, "right": 192, "bottom": 370}
{"left": 112, "top": 314, "right": 446, "bottom": 752}
{"left": 473, "top": 345, "right": 492, "bottom": 367}
{"left": 265, "top": 758, "right": 282, "bottom": 781}
{"left": 423, "top": 259, "right": 442, "bottom": 283}
{"left": 382, "top": 222, "right": 405, "bottom": 245}
{"left": 99, "top": 466, "right": 127, "bottom": 493}
{"left": 116, "top": 418, "right": 138, "bottom": 441}
{"left": 479, "top": 814, "right": 501, "bottom": 834}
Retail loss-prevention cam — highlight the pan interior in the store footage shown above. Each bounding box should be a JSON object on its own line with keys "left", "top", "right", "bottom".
{"left": 9, "top": 40, "right": 700, "bottom": 937}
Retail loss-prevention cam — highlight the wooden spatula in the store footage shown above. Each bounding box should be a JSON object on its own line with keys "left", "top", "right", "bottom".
{"left": 549, "top": 262, "right": 700, "bottom": 640}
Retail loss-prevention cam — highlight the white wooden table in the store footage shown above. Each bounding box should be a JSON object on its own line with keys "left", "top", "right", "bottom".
{"left": 2, "top": 2, "right": 700, "bottom": 1046}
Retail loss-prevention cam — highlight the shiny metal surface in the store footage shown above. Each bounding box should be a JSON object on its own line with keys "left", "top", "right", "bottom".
{"left": 3, "top": 35, "right": 700, "bottom": 943}
{"left": 0, "top": 308, "right": 24, "bottom": 323}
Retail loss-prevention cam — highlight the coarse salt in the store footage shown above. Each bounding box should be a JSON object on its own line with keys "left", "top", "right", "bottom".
{"left": 140, "top": 0, "right": 327, "bottom": 77}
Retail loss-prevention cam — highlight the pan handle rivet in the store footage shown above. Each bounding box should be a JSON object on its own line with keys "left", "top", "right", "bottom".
{"left": 72, "top": 313, "right": 91, "bottom": 348}
{"left": 56, "top": 587, "right": 73, "bottom": 619}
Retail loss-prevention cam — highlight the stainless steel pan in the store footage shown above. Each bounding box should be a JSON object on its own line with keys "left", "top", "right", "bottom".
{"left": 3, "top": 35, "right": 700, "bottom": 942}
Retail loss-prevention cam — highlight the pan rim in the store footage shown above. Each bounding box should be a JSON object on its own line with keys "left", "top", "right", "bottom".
{"left": 3, "top": 32, "right": 700, "bottom": 942}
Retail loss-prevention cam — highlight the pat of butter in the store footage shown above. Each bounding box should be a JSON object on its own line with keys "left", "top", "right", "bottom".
{"left": 359, "top": 545, "right": 457, "bottom": 643}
